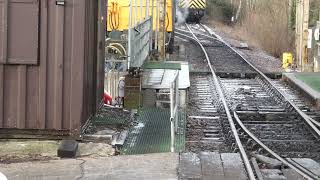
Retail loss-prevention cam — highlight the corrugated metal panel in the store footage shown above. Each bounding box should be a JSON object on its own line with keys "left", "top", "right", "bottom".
{"left": 0, "top": 0, "right": 40, "bottom": 65}
{"left": 0, "top": 0, "right": 106, "bottom": 137}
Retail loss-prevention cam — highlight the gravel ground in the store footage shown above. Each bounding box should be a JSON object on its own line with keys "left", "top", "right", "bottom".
{"left": 172, "top": 37, "right": 210, "bottom": 72}
{"left": 203, "top": 21, "right": 283, "bottom": 74}
{"left": 84, "top": 107, "right": 134, "bottom": 134}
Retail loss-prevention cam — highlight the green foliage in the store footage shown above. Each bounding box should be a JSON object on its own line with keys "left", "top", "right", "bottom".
{"left": 309, "top": 0, "right": 320, "bottom": 27}
{"left": 290, "top": 0, "right": 296, "bottom": 30}
{"left": 206, "top": 0, "right": 234, "bottom": 22}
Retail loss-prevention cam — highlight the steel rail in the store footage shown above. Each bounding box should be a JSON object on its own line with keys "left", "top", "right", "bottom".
{"left": 234, "top": 112, "right": 319, "bottom": 179}
{"left": 184, "top": 23, "right": 256, "bottom": 180}
{"left": 199, "top": 23, "right": 320, "bottom": 137}
{"left": 197, "top": 23, "right": 320, "bottom": 179}
{"left": 175, "top": 27, "right": 219, "bottom": 41}
{"left": 174, "top": 31, "right": 198, "bottom": 42}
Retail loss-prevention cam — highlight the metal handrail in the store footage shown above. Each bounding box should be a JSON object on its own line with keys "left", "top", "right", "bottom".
{"left": 170, "top": 71, "right": 179, "bottom": 152}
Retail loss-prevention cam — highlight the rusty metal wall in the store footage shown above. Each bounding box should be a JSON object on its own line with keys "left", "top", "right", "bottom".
{"left": 0, "top": 0, "right": 106, "bottom": 137}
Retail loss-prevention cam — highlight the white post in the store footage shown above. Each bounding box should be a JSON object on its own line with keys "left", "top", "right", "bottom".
{"left": 170, "top": 83, "right": 175, "bottom": 152}
{"left": 134, "top": 0, "right": 138, "bottom": 25}
{"left": 140, "top": 0, "right": 143, "bottom": 21}
{"left": 175, "top": 72, "right": 179, "bottom": 132}
{"left": 146, "top": 0, "right": 149, "bottom": 17}
{"left": 155, "top": 0, "right": 159, "bottom": 50}
{"left": 150, "top": 0, "right": 155, "bottom": 51}
{"left": 128, "top": 0, "right": 133, "bottom": 70}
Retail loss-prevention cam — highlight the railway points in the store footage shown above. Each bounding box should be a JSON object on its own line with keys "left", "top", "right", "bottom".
{"left": 175, "top": 23, "right": 320, "bottom": 180}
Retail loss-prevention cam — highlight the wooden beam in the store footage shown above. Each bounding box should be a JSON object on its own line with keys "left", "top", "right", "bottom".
{"left": 295, "top": 0, "right": 310, "bottom": 71}
{"left": 1, "top": 0, "right": 8, "bottom": 63}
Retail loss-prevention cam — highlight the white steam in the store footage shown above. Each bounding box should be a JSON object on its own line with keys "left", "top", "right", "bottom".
{"left": 175, "top": 0, "right": 189, "bottom": 24}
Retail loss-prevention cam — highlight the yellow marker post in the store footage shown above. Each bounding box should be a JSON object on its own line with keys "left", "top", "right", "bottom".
{"left": 282, "top": 52, "right": 293, "bottom": 69}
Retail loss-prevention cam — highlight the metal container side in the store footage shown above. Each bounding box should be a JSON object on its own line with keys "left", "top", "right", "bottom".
{"left": 0, "top": 0, "right": 106, "bottom": 138}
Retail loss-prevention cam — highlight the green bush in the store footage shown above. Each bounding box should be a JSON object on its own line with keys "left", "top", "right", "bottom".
{"left": 206, "top": 0, "right": 234, "bottom": 22}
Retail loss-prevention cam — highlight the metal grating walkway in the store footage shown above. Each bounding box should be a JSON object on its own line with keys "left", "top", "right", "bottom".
{"left": 121, "top": 108, "right": 186, "bottom": 155}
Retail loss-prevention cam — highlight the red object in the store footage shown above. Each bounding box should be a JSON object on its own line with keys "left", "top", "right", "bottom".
{"left": 104, "top": 91, "right": 112, "bottom": 105}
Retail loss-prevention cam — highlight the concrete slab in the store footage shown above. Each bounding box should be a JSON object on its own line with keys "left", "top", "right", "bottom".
{"left": 221, "top": 153, "right": 247, "bottom": 180}
{"left": 260, "top": 169, "right": 286, "bottom": 180}
{"left": 282, "top": 169, "right": 304, "bottom": 180}
{"left": 0, "top": 141, "right": 114, "bottom": 163}
{"left": 254, "top": 154, "right": 282, "bottom": 169}
{"left": 199, "top": 152, "right": 224, "bottom": 180}
{"left": 291, "top": 158, "right": 320, "bottom": 176}
{"left": 178, "top": 152, "right": 202, "bottom": 180}
{"left": 283, "top": 73, "right": 320, "bottom": 107}
{"left": 0, "top": 153, "right": 178, "bottom": 180}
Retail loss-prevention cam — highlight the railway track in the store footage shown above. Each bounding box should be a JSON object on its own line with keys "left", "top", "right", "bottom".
{"left": 272, "top": 79, "right": 320, "bottom": 127}
{"left": 187, "top": 74, "right": 230, "bottom": 153}
{"left": 176, "top": 23, "right": 320, "bottom": 179}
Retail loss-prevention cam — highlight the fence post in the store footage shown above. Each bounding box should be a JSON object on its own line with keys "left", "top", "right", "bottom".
{"left": 175, "top": 72, "right": 179, "bottom": 132}
{"left": 128, "top": 0, "right": 133, "bottom": 70}
{"left": 170, "top": 82, "right": 175, "bottom": 152}
{"left": 150, "top": 0, "right": 154, "bottom": 51}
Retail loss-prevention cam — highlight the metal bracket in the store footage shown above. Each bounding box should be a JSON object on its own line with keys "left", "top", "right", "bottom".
{"left": 56, "top": 0, "right": 65, "bottom": 6}
{"left": 134, "top": 27, "right": 140, "bottom": 34}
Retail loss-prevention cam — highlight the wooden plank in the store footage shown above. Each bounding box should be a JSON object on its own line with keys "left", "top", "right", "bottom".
{"left": 188, "top": 116, "right": 220, "bottom": 120}
{"left": 38, "top": 0, "right": 48, "bottom": 129}
{"left": 0, "top": 65, "right": 3, "bottom": 127}
{"left": 70, "top": 1, "right": 86, "bottom": 131}
{"left": 0, "top": 128, "right": 79, "bottom": 140}
{"left": 16, "top": 65, "right": 27, "bottom": 129}
{"left": 53, "top": 4, "right": 64, "bottom": 129}
{"left": 0, "top": 0, "right": 8, "bottom": 63}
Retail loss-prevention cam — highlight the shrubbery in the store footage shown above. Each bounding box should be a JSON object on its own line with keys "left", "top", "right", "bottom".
{"left": 206, "top": 0, "right": 320, "bottom": 57}
{"left": 206, "top": 0, "right": 233, "bottom": 23}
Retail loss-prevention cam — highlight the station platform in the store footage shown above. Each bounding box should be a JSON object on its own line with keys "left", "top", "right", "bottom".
{"left": 283, "top": 73, "right": 320, "bottom": 108}
{"left": 121, "top": 108, "right": 186, "bottom": 155}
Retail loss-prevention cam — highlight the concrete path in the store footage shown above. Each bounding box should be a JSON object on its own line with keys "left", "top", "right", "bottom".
{"left": 0, "top": 153, "right": 178, "bottom": 180}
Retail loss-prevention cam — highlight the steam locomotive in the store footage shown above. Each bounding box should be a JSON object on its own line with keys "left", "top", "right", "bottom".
{"left": 178, "top": 0, "right": 206, "bottom": 23}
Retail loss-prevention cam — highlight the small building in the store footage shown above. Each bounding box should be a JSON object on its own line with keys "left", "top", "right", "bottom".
{"left": 0, "top": 0, "right": 106, "bottom": 138}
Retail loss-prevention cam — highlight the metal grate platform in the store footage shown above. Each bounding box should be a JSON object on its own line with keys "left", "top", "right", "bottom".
{"left": 121, "top": 108, "right": 186, "bottom": 155}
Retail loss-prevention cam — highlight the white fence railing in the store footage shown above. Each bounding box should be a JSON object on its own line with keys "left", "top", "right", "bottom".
{"left": 128, "top": 17, "right": 152, "bottom": 68}
{"left": 170, "top": 71, "right": 179, "bottom": 152}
